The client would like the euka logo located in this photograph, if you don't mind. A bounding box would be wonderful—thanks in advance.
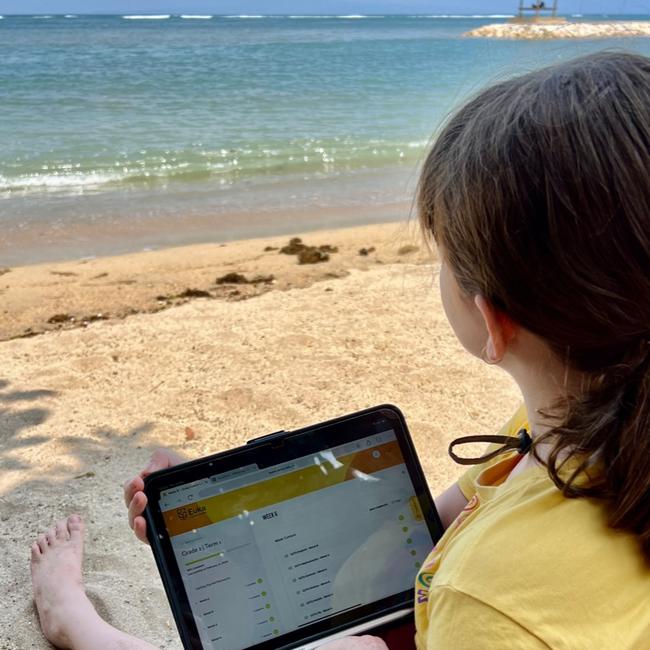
[176,504,207,520]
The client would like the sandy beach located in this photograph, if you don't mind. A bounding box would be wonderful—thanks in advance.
[4,12,650,649]
[0,221,521,648]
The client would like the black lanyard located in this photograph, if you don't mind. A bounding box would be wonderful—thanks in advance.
[448,428,533,465]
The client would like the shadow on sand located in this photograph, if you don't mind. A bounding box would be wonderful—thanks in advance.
[0,379,173,649]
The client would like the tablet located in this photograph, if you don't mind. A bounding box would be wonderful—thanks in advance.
[144,404,443,650]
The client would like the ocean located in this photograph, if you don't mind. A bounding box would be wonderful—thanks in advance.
[1,13,650,264]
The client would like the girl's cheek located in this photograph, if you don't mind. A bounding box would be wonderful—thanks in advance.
[439,263,484,359]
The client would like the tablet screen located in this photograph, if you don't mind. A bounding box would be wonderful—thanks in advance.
[158,428,435,650]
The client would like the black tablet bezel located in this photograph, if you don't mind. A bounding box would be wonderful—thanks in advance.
[144,404,443,650]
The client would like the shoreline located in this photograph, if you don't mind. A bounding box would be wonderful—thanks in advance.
[0,198,412,267]
[0,166,418,267]
[0,221,429,342]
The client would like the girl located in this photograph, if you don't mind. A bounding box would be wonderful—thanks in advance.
[31,50,650,649]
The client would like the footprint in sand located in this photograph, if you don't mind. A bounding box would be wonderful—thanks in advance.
[218,387,254,408]
[278,334,319,349]
[71,355,112,374]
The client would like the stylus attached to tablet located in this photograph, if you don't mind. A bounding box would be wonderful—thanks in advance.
[144,404,443,650]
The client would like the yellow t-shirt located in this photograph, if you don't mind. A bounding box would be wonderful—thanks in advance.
[414,405,650,649]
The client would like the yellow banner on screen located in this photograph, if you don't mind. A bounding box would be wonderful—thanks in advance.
[163,440,403,537]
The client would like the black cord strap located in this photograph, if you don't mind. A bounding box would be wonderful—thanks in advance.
[448,428,533,466]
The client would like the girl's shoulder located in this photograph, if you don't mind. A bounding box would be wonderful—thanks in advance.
[457,402,529,500]
[432,470,650,649]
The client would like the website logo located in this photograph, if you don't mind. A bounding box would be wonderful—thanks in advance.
[176,504,207,520]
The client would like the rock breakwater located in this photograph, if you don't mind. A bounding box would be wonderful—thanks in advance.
[466,21,650,40]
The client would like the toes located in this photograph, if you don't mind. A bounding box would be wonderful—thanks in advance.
[67,515,84,543]
[31,542,42,562]
[37,534,48,554]
[45,527,57,546]
[35,518,79,554]
[55,519,69,541]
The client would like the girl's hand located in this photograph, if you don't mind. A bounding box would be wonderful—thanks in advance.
[318,636,389,649]
[123,448,186,544]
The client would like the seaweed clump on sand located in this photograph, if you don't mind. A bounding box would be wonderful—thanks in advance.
[48,313,75,324]
[279,237,338,264]
[47,312,109,327]
[216,273,275,285]
[178,288,212,298]
[358,247,376,256]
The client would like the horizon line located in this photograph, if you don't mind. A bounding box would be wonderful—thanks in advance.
[1,12,644,17]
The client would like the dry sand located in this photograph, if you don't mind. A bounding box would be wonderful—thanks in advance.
[0,221,520,649]
[466,20,650,39]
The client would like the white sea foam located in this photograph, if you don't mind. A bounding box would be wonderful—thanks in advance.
[337,15,368,19]
[419,14,515,19]
[122,15,171,20]
[180,15,213,19]
[0,171,123,194]
[64,14,78,18]
[224,15,264,19]
[34,15,53,19]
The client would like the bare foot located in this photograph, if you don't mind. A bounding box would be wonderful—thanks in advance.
[30,515,94,649]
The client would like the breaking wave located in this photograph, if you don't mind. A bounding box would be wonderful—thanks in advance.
[122,15,171,20]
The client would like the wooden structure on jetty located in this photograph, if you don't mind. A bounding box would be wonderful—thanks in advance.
[509,1,567,24]
[466,3,650,39]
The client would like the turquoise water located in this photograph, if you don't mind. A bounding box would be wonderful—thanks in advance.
[1,14,650,263]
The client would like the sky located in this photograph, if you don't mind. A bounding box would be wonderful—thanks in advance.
[0,0,648,15]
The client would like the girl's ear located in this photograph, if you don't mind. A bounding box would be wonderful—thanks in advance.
[474,295,517,363]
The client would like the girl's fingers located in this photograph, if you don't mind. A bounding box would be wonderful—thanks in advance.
[123,475,145,508]
[123,449,173,509]
[128,491,147,530]
[123,449,187,544]
[134,516,149,544]
[142,448,175,477]
[124,449,186,509]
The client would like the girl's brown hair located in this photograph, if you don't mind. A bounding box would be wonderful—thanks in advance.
[418,51,650,559]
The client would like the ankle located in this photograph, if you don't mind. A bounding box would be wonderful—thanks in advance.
[37,589,98,649]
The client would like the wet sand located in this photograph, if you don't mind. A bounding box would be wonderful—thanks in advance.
[0,222,423,342]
